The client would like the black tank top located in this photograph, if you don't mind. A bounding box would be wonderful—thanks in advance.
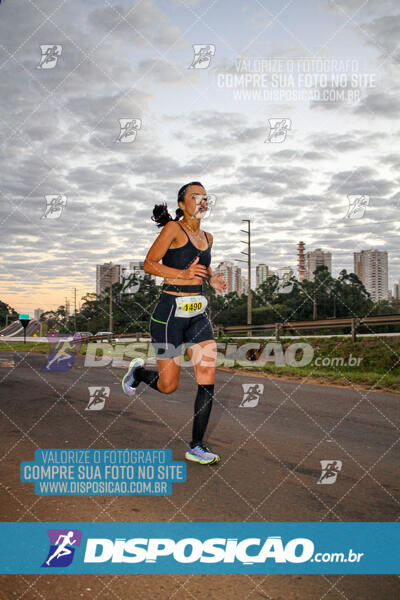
[162,222,211,270]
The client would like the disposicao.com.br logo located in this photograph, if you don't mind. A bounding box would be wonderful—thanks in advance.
[2,522,394,574]
[82,536,363,565]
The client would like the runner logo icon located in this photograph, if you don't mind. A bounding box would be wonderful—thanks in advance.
[240,383,264,408]
[86,386,110,410]
[42,529,82,567]
[317,460,342,484]
[188,44,216,69]
[265,118,291,143]
[42,336,78,372]
[37,45,62,70]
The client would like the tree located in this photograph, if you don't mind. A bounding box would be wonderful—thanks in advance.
[0,300,18,327]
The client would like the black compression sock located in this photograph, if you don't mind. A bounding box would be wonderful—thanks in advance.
[191,384,214,446]
[135,367,160,391]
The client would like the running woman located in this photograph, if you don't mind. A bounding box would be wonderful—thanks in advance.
[122,181,226,465]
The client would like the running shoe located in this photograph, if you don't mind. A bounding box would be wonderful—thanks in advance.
[122,357,145,396]
[185,443,221,465]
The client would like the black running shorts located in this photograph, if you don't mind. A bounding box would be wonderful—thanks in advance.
[149,292,215,359]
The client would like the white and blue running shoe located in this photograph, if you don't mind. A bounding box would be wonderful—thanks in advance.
[122,358,145,396]
[185,443,220,465]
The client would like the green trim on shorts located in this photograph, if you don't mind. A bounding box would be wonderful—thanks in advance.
[151,316,167,325]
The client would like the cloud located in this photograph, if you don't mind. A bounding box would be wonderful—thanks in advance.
[311,131,372,152]
[87,1,183,49]
[327,167,395,196]
[380,153,400,168]
[354,92,400,117]
[319,0,400,18]
[136,59,183,84]
[360,14,400,62]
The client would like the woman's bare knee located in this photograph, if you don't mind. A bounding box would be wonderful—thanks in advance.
[158,378,179,394]
[156,358,180,394]
[194,365,215,384]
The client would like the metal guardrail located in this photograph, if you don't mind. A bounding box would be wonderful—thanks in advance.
[219,314,400,342]
[0,333,151,345]
[68,332,151,345]
[4,315,398,345]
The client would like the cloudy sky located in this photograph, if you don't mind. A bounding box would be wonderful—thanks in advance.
[1,0,399,314]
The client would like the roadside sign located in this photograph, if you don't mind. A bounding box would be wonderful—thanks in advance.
[19,315,30,344]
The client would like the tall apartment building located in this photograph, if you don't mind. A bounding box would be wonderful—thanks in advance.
[256,264,270,289]
[305,248,332,280]
[34,308,44,319]
[96,262,121,295]
[215,261,245,296]
[393,282,400,300]
[354,249,388,303]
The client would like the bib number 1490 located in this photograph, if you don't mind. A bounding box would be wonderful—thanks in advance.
[174,295,208,318]
[183,302,203,311]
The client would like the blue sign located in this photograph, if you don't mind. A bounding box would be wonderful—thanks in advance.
[20,449,186,496]
[0,522,398,574]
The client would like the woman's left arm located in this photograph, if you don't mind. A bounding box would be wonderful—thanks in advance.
[205,232,214,279]
[205,231,227,293]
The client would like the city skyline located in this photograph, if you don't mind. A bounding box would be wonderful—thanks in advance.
[27,245,398,318]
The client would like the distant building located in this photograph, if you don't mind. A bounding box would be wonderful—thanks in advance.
[256,264,270,289]
[393,282,400,300]
[354,249,388,303]
[297,241,306,282]
[305,248,332,280]
[215,261,245,296]
[34,308,44,319]
[120,260,157,293]
[214,261,233,295]
[96,262,121,296]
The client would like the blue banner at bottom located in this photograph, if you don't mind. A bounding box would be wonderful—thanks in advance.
[0,522,398,574]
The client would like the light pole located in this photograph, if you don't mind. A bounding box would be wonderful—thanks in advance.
[313,270,317,320]
[108,266,114,333]
[238,219,252,329]
[73,287,77,332]
[64,297,69,329]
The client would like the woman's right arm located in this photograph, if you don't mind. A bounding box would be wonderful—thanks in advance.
[143,221,208,280]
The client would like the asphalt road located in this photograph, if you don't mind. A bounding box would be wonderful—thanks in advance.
[0,351,399,599]
[0,319,39,339]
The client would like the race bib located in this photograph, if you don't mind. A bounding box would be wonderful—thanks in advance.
[174,295,208,318]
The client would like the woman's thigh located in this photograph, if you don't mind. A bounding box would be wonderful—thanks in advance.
[150,295,184,360]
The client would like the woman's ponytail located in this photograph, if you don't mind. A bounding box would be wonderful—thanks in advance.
[152,203,183,228]
[175,207,184,220]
